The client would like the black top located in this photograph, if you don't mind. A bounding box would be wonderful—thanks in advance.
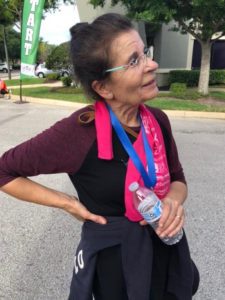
[0,106,185,216]
[70,129,137,216]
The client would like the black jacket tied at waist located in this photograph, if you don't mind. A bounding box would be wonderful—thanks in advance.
[68,217,198,300]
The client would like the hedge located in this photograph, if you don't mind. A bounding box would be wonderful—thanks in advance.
[169,70,225,86]
[170,83,187,94]
[62,76,72,87]
[45,73,61,81]
[169,83,200,99]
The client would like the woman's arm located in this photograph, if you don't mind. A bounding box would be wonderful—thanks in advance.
[0,177,107,224]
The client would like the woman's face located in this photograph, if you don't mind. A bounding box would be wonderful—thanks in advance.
[105,30,159,106]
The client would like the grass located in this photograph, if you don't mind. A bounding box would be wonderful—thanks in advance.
[50,86,84,94]
[11,86,225,112]
[158,91,200,100]
[209,91,225,102]
[159,90,225,101]
[12,86,92,103]
[148,98,225,112]
[5,78,46,86]
[148,98,207,111]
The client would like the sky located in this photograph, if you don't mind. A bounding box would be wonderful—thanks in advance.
[39,2,80,45]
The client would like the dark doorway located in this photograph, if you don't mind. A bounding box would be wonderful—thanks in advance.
[192,40,225,69]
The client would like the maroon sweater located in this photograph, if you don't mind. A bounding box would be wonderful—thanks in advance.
[0,106,185,216]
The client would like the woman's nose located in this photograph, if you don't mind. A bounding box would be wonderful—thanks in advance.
[145,57,158,72]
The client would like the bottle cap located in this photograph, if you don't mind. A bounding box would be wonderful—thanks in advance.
[129,182,139,192]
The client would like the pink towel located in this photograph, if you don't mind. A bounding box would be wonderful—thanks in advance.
[95,101,170,221]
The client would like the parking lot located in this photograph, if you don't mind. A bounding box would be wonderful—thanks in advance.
[0,70,20,80]
[0,99,225,300]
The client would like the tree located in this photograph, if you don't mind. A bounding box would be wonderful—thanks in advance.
[0,1,14,79]
[37,39,56,64]
[0,27,20,64]
[1,0,75,29]
[90,0,225,95]
[46,42,70,70]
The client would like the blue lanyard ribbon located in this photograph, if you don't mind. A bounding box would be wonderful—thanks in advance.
[107,105,156,188]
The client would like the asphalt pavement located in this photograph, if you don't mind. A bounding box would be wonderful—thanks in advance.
[0,99,225,300]
[0,71,20,80]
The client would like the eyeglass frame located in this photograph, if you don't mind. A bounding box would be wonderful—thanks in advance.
[104,47,152,74]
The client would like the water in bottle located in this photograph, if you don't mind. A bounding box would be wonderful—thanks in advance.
[129,181,183,245]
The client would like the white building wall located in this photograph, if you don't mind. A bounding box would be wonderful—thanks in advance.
[154,22,194,86]
[76,0,126,22]
[154,22,191,69]
[75,0,146,44]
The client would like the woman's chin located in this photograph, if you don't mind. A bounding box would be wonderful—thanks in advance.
[142,86,159,102]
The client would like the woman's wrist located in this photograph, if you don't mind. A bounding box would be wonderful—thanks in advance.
[164,181,187,205]
[54,190,78,211]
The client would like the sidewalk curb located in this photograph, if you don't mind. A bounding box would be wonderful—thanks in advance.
[163,110,225,120]
[8,82,63,89]
[10,95,225,120]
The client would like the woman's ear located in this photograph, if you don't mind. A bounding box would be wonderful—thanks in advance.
[92,80,113,100]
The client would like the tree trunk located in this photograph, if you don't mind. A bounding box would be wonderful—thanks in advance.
[3,26,11,80]
[198,41,212,95]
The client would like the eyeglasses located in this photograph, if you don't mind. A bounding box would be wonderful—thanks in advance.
[105,47,152,74]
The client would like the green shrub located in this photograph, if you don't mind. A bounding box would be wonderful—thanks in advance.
[209,70,225,85]
[170,83,187,94]
[12,64,21,70]
[169,70,225,87]
[62,76,72,87]
[169,83,200,100]
[169,70,199,86]
[45,73,60,82]
[184,91,202,100]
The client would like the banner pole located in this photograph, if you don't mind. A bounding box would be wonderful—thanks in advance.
[19,79,23,103]
[19,8,24,104]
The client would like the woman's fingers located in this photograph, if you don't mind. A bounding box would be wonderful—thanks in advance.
[156,198,184,238]
[159,213,184,238]
[166,215,184,237]
[85,211,107,225]
[158,200,172,228]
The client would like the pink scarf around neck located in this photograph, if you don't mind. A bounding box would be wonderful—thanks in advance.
[95,101,170,221]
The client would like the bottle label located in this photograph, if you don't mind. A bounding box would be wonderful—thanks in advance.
[138,199,162,224]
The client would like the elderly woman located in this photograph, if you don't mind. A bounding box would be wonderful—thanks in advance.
[0,13,199,300]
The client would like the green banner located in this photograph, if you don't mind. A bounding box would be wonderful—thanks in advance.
[20,0,45,79]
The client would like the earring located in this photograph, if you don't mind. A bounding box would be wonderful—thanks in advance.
[108,92,113,99]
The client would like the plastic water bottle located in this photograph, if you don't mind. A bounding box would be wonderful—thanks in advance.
[129,182,183,245]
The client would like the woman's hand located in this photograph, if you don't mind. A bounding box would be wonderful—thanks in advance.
[63,194,107,225]
[139,181,187,238]
[139,196,185,236]
[139,198,184,235]
[156,197,184,238]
